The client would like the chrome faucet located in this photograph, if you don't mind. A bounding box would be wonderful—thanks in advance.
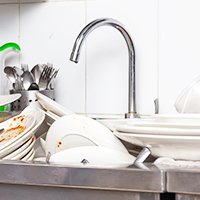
[70,18,139,118]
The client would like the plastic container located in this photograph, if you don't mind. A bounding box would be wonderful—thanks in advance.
[175,75,200,113]
[0,43,20,111]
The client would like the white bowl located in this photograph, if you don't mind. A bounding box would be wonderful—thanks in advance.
[175,75,200,113]
[45,115,128,156]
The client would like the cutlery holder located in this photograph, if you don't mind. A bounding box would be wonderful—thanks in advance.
[9,90,55,111]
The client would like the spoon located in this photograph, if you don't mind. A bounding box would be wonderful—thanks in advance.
[4,66,17,83]
[13,66,23,76]
[31,64,43,84]
[28,83,39,90]
[13,68,22,91]
[21,71,34,90]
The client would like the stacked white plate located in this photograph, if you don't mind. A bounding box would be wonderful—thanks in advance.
[114,114,200,161]
[0,110,45,161]
[35,92,136,167]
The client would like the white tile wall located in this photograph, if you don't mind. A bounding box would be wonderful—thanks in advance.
[159,0,200,114]
[1,0,200,117]
[19,1,86,114]
[86,0,157,117]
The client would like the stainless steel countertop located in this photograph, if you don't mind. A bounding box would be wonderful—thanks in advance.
[0,160,165,193]
[167,167,200,195]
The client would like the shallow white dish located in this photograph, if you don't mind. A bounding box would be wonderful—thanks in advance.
[33,157,45,162]
[21,101,43,114]
[11,137,35,160]
[49,146,135,167]
[98,117,153,131]
[45,132,101,156]
[3,136,34,160]
[127,120,200,129]
[21,148,34,161]
[36,92,75,117]
[0,111,44,158]
[34,132,46,158]
[37,108,60,126]
[27,149,35,161]
[0,114,35,151]
[115,123,200,136]
[0,94,21,107]
[153,114,200,124]
[114,130,200,160]
[45,115,128,156]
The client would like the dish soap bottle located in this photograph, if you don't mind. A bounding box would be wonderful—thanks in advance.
[0,42,21,111]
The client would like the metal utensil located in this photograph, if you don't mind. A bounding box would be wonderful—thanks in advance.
[46,69,59,89]
[28,83,39,90]
[21,71,34,90]
[21,63,29,72]
[13,66,23,76]
[13,68,22,91]
[31,64,43,84]
[4,66,17,83]
[38,65,56,90]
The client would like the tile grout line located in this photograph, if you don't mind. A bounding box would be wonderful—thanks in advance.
[18,0,21,66]
[157,0,160,103]
[85,0,87,116]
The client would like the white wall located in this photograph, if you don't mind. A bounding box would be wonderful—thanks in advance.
[1,0,200,118]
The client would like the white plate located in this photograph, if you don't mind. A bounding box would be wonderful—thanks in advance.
[0,114,35,151]
[34,132,46,158]
[0,111,45,158]
[21,148,34,161]
[37,108,60,126]
[21,101,43,113]
[49,146,135,168]
[97,117,153,131]
[115,124,200,136]
[46,132,101,156]
[153,114,200,124]
[0,94,21,107]
[27,149,35,161]
[114,130,200,160]
[33,157,45,162]
[36,92,75,117]
[3,136,34,160]
[45,115,128,156]
[127,120,200,129]
[11,138,35,160]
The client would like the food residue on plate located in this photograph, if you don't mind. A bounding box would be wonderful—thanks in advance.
[0,115,27,143]
[0,125,26,143]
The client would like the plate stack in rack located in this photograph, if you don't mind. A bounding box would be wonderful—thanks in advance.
[113,114,200,161]
[0,110,45,161]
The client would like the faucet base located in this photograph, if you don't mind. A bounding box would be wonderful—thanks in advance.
[125,112,140,119]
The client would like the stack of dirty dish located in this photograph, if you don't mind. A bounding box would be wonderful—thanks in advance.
[35,92,136,167]
[113,114,200,161]
[0,110,45,161]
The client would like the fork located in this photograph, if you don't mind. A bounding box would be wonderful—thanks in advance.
[46,69,59,90]
[38,65,50,90]
[38,65,59,90]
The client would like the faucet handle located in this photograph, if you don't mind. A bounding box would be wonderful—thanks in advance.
[154,98,159,114]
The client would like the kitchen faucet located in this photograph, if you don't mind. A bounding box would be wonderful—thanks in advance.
[70,18,139,118]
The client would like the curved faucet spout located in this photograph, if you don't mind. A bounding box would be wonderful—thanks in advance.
[70,18,139,118]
